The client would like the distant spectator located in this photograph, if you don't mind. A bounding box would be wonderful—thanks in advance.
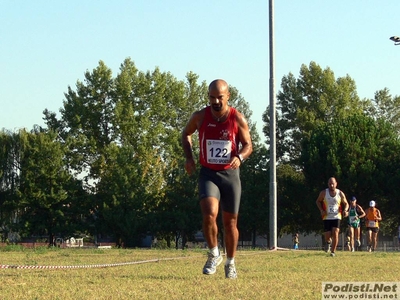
[293,233,299,250]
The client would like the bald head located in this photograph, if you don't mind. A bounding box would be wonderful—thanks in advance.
[328,177,337,191]
[208,79,229,94]
[208,79,230,112]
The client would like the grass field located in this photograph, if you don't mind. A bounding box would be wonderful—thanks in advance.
[0,246,399,300]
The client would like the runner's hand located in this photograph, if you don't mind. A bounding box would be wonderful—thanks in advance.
[184,158,196,175]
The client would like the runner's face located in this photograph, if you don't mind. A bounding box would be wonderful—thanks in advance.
[208,88,229,112]
[350,200,356,207]
[328,179,337,191]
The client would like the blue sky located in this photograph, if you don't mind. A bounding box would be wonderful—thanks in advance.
[1,1,399,140]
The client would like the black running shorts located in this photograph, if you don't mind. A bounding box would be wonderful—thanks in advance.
[198,166,241,214]
[323,219,341,232]
[366,227,379,233]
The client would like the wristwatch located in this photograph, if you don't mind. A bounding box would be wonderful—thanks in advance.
[236,153,244,163]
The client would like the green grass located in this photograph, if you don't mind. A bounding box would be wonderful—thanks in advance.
[0,247,399,299]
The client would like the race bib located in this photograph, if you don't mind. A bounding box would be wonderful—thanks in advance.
[206,139,232,164]
[368,220,376,227]
[349,216,357,223]
[328,205,339,214]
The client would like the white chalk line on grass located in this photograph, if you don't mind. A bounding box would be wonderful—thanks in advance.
[0,256,196,270]
[0,249,280,270]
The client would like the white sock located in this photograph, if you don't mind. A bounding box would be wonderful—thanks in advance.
[225,257,235,266]
[210,246,219,257]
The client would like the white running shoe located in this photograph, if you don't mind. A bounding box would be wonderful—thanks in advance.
[203,252,223,275]
[325,243,331,253]
[224,263,237,279]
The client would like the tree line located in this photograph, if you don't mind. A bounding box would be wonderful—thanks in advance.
[0,59,399,248]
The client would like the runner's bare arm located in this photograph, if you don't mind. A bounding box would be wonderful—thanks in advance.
[181,110,203,175]
[235,112,252,160]
[316,191,325,217]
[376,209,382,221]
[357,205,366,219]
[340,191,349,217]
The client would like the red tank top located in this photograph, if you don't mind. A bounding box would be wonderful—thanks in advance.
[199,106,239,170]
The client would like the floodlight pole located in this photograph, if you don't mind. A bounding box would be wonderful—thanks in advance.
[269,0,277,250]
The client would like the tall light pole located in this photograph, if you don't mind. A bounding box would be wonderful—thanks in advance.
[269,0,277,250]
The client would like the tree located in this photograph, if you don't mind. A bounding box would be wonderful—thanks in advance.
[262,61,364,166]
[301,114,400,234]
[0,130,21,241]
[95,143,164,247]
[41,58,264,247]
[274,164,318,234]
[43,59,210,246]
[238,145,269,247]
[16,129,72,245]
[364,88,400,134]
[43,60,116,191]
[261,61,400,236]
